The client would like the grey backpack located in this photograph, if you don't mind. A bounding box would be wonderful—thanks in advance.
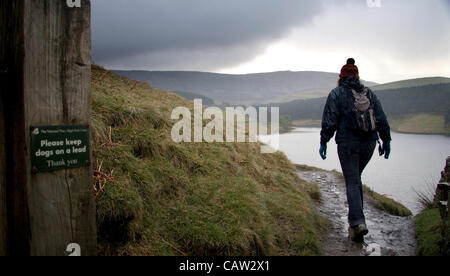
[351,88,377,132]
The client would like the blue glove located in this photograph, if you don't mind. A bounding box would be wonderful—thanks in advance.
[319,145,327,160]
[383,141,391,159]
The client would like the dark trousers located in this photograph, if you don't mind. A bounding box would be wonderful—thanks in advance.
[337,140,376,227]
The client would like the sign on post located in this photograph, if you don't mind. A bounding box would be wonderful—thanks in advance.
[30,125,90,173]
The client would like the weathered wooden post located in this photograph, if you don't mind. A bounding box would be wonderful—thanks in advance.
[438,157,450,255]
[0,70,6,256]
[0,0,96,256]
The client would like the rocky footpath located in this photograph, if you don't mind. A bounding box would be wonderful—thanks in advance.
[298,169,416,256]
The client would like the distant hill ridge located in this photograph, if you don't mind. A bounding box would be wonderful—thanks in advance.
[113,70,377,105]
[372,77,450,91]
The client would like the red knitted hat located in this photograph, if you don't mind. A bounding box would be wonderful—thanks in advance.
[339,58,359,78]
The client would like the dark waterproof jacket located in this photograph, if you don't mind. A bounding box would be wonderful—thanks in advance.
[320,77,391,146]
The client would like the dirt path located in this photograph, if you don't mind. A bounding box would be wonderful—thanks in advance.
[298,169,417,256]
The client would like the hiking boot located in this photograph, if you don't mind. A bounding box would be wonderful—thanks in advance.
[355,224,369,236]
[349,224,368,242]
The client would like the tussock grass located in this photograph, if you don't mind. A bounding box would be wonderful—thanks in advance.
[362,186,413,217]
[91,65,324,256]
[415,208,443,256]
[295,164,326,172]
[306,182,321,202]
[413,179,439,211]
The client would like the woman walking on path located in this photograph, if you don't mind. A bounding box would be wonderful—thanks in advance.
[319,58,392,242]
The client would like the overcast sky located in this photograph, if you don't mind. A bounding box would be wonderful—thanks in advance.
[92,0,450,83]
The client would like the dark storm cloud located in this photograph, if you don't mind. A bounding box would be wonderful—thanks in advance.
[91,0,325,70]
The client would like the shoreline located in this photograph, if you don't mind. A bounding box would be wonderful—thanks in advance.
[289,124,450,136]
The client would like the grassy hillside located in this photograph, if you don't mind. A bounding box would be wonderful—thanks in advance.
[372,77,450,91]
[263,88,333,104]
[91,65,325,256]
[415,208,443,256]
[389,113,449,134]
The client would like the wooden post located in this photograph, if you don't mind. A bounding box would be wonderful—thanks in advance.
[0,0,96,256]
[0,71,6,256]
